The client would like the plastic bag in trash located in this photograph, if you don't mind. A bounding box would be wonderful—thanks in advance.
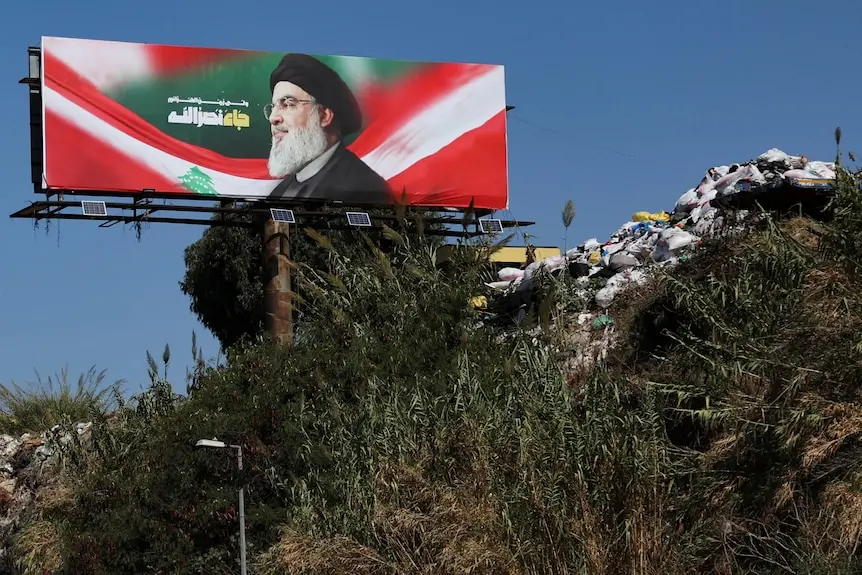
[661,228,697,251]
[485,280,515,290]
[632,211,669,222]
[601,242,626,257]
[805,161,835,177]
[710,165,731,180]
[543,256,567,273]
[784,160,836,180]
[714,164,766,196]
[595,284,619,308]
[592,314,615,330]
[498,267,523,281]
[652,228,697,262]
[695,177,716,197]
[523,255,567,279]
[675,188,698,212]
[757,148,790,164]
[581,238,601,252]
[700,188,718,205]
[609,252,639,272]
[565,246,586,260]
[523,261,540,279]
[594,269,647,307]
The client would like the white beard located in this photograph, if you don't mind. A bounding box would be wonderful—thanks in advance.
[267,120,329,178]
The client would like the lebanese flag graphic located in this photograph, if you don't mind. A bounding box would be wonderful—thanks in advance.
[40,37,509,209]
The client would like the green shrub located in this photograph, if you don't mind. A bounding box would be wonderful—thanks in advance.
[0,366,122,435]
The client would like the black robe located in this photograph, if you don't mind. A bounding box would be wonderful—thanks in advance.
[268,144,392,205]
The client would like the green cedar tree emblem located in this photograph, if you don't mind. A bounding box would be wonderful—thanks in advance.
[179,166,218,195]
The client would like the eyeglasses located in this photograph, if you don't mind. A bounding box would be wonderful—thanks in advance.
[263,97,316,119]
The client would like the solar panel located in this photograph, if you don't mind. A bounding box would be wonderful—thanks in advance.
[346,211,372,227]
[479,218,504,235]
[269,208,295,223]
[81,201,107,217]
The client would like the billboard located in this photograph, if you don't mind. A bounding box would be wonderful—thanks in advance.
[38,36,509,209]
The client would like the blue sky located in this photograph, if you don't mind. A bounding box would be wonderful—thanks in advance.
[1,0,860,395]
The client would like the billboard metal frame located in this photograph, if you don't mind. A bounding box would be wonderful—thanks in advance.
[11,45,531,238]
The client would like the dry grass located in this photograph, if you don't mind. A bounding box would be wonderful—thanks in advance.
[783,215,824,251]
[372,465,516,575]
[254,530,387,575]
[256,464,517,575]
[10,520,64,575]
[819,478,862,552]
[34,479,75,513]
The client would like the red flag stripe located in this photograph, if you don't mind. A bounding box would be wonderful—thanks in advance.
[44,109,185,194]
[349,62,498,157]
[388,112,508,209]
[147,44,263,76]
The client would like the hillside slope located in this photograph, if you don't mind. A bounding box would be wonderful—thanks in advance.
[1,140,861,574]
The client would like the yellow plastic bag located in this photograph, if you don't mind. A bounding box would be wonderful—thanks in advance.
[633,211,670,222]
[470,296,487,309]
[588,251,601,265]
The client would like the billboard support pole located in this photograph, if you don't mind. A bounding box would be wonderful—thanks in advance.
[262,218,293,347]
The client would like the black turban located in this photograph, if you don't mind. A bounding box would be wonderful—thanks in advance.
[269,53,363,136]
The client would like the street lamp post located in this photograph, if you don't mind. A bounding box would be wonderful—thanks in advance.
[195,438,247,575]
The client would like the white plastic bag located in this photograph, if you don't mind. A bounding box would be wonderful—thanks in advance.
[581,238,601,252]
[757,148,789,163]
[565,247,584,259]
[675,188,698,212]
[486,280,515,290]
[542,255,567,273]
[714,164,766,196]
[663,228,696,251]
[699,188,718,205]
[695,177,716,197]
[497,267,523,281]
[595,283,620,308]
[804,161,836,179]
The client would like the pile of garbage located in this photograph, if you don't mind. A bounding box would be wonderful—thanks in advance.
[0,422,92,565]
[487,148,837,310]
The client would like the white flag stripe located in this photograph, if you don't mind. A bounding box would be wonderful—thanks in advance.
[44,37,155,92]
[361,65,506,180]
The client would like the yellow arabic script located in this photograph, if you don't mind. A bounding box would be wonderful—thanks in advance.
[167,107,251,131]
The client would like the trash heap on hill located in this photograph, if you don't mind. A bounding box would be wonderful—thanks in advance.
[486,148,837,311]
[0,422,92,562]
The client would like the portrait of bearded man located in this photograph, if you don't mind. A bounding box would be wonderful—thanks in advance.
[265,53,392,204]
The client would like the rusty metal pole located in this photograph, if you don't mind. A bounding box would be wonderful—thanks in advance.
[262,218,293,346]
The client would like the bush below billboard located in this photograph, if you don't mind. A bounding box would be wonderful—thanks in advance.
[39,36,509,210]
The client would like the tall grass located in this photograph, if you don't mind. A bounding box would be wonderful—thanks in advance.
[0,366,123,435]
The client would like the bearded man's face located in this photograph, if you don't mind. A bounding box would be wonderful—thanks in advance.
[267,81,329,178]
